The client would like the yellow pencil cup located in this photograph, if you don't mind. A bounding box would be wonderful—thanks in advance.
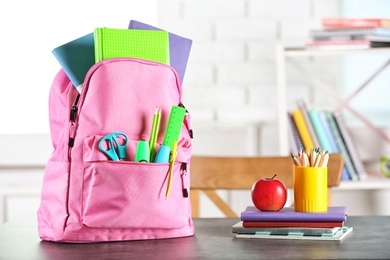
[293,166,327,212]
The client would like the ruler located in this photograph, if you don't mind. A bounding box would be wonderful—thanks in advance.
[162,105,186,149]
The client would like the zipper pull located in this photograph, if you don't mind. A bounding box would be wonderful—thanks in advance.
[69,105,78,122]
[181,163,189,198]
[68,95,80,147]
[179,103,193,139]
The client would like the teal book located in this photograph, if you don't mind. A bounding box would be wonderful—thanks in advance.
[52,32,95,93]
[94,28,170,65]
[309,109,333,152]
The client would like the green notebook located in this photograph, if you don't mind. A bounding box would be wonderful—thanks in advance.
[94,28,170,64]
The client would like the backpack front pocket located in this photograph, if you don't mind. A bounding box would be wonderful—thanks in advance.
[81,135,190,229]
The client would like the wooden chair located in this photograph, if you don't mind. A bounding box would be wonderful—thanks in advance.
[190,153,344,218]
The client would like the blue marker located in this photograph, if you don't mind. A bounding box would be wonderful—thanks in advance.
[154,145,171,163]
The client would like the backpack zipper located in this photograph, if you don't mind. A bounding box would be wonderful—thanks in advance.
[181,163,189,198]
[68,94,80,148]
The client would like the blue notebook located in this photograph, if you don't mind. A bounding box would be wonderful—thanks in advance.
[52,32,95,93]
[128,20,192,85]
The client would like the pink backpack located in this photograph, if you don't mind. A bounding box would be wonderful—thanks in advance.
[38,58,194,242]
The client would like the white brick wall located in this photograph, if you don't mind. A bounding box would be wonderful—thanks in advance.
[157,0,342,156]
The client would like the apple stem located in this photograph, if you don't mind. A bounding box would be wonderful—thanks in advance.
[272,174,277,179]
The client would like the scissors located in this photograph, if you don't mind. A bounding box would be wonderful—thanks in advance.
[98,132,128,161]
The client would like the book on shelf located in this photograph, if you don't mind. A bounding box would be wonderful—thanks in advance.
[242,220,345,228]
[296,99,320,148]
[322,18,390,28]
[232,221,341,236]
[52,32,95,93]
[292,108,315,151]
[94,27,170,64]
[235,226,353,241]
[128,20,192,85]
[308,109,333,152]
[304,39,371,50]
[369,28,390,43]
[309,27,390,41]
[318,110,339,153]
[325,111,359,181]
[287,100,364,181]
[370,28,390,36]
[369,35,390,48]
[307,25,390,50]
[241,206,347,222]
[318,110,351,181]
[309,108,353,181]
[333,110,367,180]
[287,112,304,154]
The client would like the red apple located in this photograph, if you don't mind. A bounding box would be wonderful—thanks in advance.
[251,174,287,211]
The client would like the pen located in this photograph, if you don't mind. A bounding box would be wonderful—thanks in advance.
[166,141,178,198]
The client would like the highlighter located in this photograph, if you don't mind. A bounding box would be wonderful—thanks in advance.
[135,140,150,163]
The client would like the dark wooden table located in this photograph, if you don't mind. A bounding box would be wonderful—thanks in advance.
[0,216,389,259]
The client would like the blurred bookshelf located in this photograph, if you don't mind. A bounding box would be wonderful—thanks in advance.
[275,43,390,187]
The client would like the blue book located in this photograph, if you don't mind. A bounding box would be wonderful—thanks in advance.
[52,32,95,93]
[128,20,192,85]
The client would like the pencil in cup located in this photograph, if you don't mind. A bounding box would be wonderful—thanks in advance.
[291,148,329,167]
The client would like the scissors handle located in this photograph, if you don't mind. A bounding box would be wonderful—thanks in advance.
[112,132,128,160]
[99,135,120,161]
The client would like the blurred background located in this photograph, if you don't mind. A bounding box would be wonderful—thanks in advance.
[1,0,390,221]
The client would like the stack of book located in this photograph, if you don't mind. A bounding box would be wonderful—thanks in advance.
[52,20,192,93]
[305,17,390,50]
[287,99,367,181]
[232,206,353,241]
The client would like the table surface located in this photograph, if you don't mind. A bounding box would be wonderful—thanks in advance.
[0,216,389,260]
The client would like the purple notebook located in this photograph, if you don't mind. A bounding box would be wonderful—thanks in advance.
[128,20,192,85]
[241,206,347,222]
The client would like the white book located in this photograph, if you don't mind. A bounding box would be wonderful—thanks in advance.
[235,226,353,241]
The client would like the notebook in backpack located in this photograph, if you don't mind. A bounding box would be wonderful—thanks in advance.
[37,58,194,242]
